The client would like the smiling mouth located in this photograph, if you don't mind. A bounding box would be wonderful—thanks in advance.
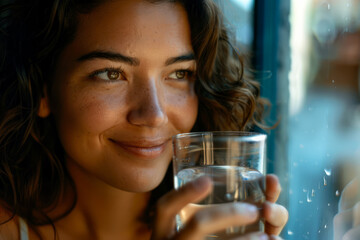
[109,139,169,158]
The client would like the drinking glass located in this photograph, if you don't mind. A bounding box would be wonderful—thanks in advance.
[172,131,267,239]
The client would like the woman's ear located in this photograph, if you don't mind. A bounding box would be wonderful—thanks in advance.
[38,86,51,118]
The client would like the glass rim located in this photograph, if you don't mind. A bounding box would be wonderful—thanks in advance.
[172,131,267,142]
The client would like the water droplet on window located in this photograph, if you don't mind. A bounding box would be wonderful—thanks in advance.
[307,192,312,202]
[299,200,304,204]
[323,176,327,186]
[336,190,340,196]
[311,189,315,197]
[324,224,327,229]
[332,79,335,83]
[288,230,294,235]
[303,189,307,192]
[327,3,331,10]
[324,169,332,176]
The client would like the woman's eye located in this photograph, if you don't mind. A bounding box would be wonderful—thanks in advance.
[91,69,126,81]
[167,70,194,81]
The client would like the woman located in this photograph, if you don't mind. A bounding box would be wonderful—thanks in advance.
[0,0,288,239]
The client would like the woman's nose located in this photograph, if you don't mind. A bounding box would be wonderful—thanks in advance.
[127,81,168,128]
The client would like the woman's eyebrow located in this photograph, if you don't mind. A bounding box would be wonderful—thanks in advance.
[76,50,195,66]
[77,50,140,66]
[165,53,195,66]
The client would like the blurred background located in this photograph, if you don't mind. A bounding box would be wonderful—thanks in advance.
[215,0,360,239]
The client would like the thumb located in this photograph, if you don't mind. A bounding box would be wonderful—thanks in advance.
[152,176,212,239]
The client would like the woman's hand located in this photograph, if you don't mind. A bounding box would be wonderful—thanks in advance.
[263,174,289,239]
[151,175,288,240]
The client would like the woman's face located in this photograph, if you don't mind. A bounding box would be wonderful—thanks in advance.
[47,0,198,192]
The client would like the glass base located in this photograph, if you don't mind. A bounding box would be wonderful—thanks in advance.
[176,215,264,239]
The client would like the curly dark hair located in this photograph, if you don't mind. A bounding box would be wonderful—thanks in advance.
[0,0,267,237]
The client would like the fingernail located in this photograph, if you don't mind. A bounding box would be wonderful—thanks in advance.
[192,176,211,192]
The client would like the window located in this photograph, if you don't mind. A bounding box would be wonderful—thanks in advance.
[217,0,360,239]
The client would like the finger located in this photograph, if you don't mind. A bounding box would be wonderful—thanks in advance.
[342,226,360,240]
[264,201,288,236]
[176,202,259,240]
[266,175,281,203]
[152,176,213,239]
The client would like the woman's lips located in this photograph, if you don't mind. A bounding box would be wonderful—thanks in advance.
[110,139,169,158]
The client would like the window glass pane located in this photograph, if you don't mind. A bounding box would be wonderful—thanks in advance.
[218,0,360,239]
[288,0,360,239]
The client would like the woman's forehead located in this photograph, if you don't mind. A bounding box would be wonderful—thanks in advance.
[65,0,192,61]
[75,0,188,39]
[53,0,194,76]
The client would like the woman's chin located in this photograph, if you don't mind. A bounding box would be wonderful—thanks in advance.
[108,171,167,193]
[118,179,164,193]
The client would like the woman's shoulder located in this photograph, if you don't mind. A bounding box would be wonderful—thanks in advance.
[0,206,20,240]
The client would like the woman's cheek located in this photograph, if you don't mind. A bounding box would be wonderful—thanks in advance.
[59,88,127,134]
[166,89,198,133]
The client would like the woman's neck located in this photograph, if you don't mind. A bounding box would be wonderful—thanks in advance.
[38,160,152,240]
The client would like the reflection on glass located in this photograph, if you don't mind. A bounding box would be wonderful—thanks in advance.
[288,0,360,239]
[217,0,359,239]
